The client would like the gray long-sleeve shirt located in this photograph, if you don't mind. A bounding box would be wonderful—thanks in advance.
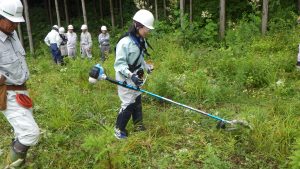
[67,32,77,49]
[80,32,92,48]
[98,33,110,46]
[114,36,147,78]
[0,31,29,85]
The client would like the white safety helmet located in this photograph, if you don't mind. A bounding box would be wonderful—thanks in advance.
[59,27,65,34]
[53,25,59,30]
[133,9,154,30]
[0,0,25,22]
[81,24,88,30]
[101,25,107,31]
[68,25,74,30]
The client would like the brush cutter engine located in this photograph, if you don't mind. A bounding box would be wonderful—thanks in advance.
[88,64,106,83]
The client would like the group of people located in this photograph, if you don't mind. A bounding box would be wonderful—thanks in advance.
[0,0,154,167]
[44,23,110,65]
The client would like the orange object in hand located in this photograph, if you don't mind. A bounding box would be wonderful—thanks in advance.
[16,94,33,109]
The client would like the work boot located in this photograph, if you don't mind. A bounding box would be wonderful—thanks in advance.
[5,140,29,169]
[5,147,27,169]
[133,124,146,132]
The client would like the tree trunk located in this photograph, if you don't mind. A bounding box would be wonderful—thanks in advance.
[64,0,69,25]
[155,0,158,20]
[109,0,115,29]
[219,0,225,40]
[163,0,166,18]
[119,0,123,28]
[54,0,61,26]
[180,0,184,29]
[298,0,300,14]
[23,0,34,54]
[44,0,50,25]
[81,0,88,25]
[76,0,81,17]
[261,0,268,35]
[93,0,97,16]
[17,25,24,47]
[99,0,103,19]
[189,0,192,23]
[48,0,53,25]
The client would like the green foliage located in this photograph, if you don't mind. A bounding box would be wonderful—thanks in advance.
[171,15,218,47]
[200,18,218,45]
[268,10,297,33]
[82,127,126,168]
[290,139,300,169]
[200,144,232,169]
[225,14,261,52]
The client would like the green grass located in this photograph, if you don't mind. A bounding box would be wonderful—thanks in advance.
[1,27,300,168]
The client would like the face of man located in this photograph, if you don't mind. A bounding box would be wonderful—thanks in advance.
[68,29,73,33]
[0,18,18,34]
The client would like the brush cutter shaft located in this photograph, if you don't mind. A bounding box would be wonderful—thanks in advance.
[105,77,230,123]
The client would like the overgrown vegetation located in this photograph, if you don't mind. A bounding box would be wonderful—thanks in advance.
[1,0,300,168]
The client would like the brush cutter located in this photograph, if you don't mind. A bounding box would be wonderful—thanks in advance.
[88,64,251,130]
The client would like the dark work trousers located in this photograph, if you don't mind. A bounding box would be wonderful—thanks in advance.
[116,95,143,132]
[50,43,62,64]
[100,45,110,62]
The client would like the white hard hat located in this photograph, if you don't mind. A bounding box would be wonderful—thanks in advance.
[53,25,59,29]
[68,25,74,29]
[0,0,25,22]
[133,9,154,30]
[81,24,88,30]
[101,25,107,31]
[59,27,65,34]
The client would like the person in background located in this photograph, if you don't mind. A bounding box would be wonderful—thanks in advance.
[297,45,300,70]
[114,9,155,139]
[98,25,110,62]
[58,27,68,64]
[80,24,92,60]
[0,0,40,168]
[66,25,77,59]
[44,25,63,65]
[297,16,300,70]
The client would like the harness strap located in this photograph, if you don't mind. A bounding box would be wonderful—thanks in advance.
[128,33,143,72]
[116,32,153,73]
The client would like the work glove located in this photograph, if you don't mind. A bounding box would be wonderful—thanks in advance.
[146,64,154,74]
[131,74,143,87]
